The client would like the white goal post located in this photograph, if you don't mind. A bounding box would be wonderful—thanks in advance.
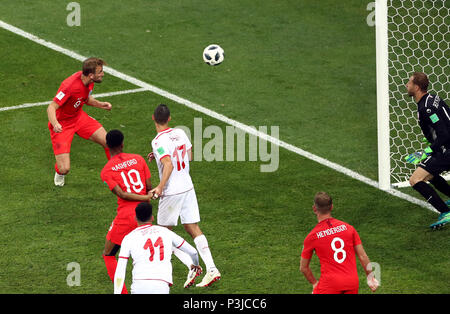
[376,0,450,190]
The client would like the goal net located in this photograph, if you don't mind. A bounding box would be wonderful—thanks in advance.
[377,0,450,189]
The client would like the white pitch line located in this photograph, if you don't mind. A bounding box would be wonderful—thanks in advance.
[0,19,437,213]
[0,87,148,112]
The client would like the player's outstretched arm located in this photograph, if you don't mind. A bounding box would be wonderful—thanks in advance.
[87,96,112,111]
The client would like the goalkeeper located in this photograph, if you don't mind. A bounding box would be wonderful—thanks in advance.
[405,72,450,229]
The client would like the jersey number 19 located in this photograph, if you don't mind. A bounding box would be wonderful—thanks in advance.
[120,169,144,193]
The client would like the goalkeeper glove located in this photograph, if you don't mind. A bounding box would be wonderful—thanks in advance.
[422,137,431,145]
[404,146,433,165]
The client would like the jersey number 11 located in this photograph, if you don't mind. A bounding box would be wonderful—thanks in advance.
[143,237,165,262]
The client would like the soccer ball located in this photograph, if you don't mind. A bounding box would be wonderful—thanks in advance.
[203,44,224,66]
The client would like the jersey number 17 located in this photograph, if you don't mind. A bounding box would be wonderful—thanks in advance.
[172,144,187,171]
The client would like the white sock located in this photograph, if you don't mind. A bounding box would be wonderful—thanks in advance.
[194,234,216,272]
[173,247,194,269]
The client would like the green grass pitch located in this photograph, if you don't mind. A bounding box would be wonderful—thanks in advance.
[0,0,448,294]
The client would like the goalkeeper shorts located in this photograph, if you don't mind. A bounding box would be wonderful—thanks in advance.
[419,150,450,176]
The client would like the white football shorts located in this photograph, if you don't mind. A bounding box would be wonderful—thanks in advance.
[131,280,170,294]
[157,188,200,226]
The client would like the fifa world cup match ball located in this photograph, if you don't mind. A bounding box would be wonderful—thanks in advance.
[203,44,224,66]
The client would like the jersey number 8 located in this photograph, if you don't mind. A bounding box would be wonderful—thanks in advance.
[331,237,347,264]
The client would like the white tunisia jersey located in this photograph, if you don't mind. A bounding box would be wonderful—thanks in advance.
[151,128,194,196]
[118,224,186,285]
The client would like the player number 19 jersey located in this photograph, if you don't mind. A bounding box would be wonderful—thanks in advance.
[100,153,151,219]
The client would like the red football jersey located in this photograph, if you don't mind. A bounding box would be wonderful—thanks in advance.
[101,153,151,221]
[301,218,362,291]
[53,71,94,122]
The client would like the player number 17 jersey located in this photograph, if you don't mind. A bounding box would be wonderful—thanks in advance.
[151,128,194,196]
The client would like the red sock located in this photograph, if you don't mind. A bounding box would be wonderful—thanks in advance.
[102,255,128,294]
[55,163,62,175]
[104,147,111,160]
